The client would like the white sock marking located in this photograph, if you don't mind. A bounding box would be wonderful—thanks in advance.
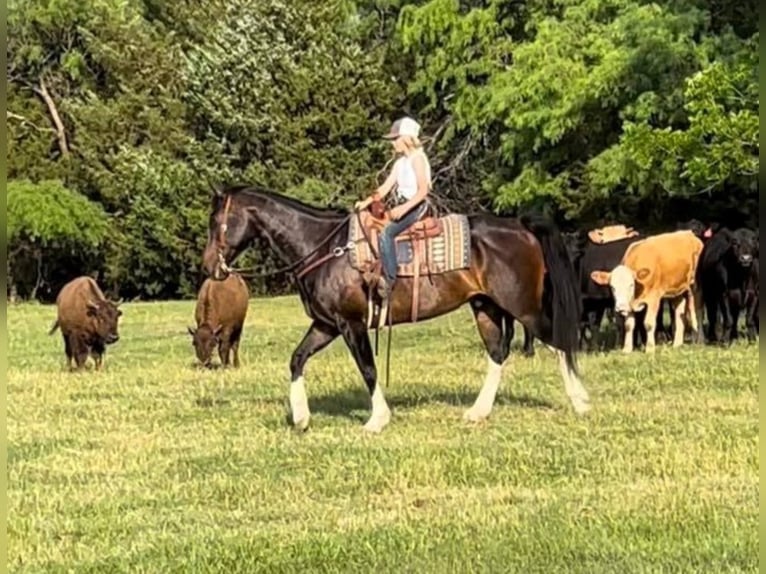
[464,355,503,422]
[364,384,391,433]
[290,376,311,430]
[557,351,591,415]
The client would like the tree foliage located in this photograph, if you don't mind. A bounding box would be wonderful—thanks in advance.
[6,0,759,301]
[7,179,110,300]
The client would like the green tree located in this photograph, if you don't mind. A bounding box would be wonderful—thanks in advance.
[7,179,109,300]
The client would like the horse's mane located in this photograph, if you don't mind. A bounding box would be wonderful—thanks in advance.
[220,184,349,219]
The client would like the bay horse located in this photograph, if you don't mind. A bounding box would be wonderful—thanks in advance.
[202,185,591,432]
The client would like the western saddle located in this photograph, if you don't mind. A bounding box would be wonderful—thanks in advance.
[361,199,442,243]
[357,199,442,324]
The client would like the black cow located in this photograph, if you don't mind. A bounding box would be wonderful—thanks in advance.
[572,233,648,350]
[697,227,759,344]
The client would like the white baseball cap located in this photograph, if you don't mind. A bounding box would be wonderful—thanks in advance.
[383,116,421,139]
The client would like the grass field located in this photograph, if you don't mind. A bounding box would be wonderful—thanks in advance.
[7,295,759,573]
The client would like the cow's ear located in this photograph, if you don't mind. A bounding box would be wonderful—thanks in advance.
[188,326,197,337]
[590,271,610,285]
[635,268,651,283]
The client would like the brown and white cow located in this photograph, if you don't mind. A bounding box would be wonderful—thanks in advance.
[590,230,704,353]
[49,276,123,370]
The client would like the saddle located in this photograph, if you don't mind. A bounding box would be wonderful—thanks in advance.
[350,199,470,325]
[361,200,443,242]
[587,224,640,245]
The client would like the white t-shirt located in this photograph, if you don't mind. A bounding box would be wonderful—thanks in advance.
[394,150,432,200]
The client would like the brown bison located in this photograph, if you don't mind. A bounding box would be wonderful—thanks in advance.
[188,273,249,367]
[49,276,123,371]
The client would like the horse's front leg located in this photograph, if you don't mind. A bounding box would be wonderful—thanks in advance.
[337,317,391,433]
[289,321,339,431]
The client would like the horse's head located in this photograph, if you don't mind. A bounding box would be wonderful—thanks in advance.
[202,188,253,280]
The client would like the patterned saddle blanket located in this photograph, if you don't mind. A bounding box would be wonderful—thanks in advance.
[348,212,471,277]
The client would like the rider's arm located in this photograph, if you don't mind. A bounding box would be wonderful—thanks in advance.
[356,162,398,210]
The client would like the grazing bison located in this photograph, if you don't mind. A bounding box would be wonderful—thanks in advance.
[697,227,759,344]
[188,272,249,367]
[49,276,123,371]
[591,230,703,353]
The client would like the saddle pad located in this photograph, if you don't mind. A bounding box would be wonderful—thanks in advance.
[348,213,471,277]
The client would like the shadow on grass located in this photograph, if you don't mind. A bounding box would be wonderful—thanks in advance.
[304,387,557,422]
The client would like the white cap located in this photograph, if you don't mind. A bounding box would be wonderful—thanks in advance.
[383,117,421,139]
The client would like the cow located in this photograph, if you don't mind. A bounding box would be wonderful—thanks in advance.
[590,230,704,353]
[696,227,759,344]
[49,276,123,371]
[188,272,250,367]
[743,255,759,341]
[570,230,648,351]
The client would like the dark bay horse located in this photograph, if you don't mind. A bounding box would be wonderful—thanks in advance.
[202,185,591,432]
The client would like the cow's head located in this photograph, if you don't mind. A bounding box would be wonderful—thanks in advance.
[590,265,650,316]
[731,228,757,267]
[188,324,223,367]
[86,299,123,344]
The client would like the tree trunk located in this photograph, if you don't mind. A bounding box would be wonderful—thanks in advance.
[29,249,44,301]
[34,78,69,157]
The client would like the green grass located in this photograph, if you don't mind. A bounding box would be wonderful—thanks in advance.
[7,296,759,573]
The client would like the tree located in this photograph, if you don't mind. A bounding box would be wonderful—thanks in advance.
[7,179,109,300]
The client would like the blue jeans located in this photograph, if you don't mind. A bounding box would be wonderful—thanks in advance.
[379,201,428,283]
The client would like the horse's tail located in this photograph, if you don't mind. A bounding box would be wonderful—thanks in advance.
[521,215,582,372]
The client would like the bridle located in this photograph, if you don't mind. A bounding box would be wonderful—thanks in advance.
[214,194,355,280]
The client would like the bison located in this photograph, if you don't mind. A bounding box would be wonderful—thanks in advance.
[49,276,123,371]
[188,272,250,367]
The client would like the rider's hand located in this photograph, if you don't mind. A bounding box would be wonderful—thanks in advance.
[389,206,405,221]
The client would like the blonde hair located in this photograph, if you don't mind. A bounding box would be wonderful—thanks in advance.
[399,135,422,151]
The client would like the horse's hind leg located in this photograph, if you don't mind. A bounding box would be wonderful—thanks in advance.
[288,321,339,431]
[464,297,511,423]
[554,349,591,415]
[337,317,391,433]
[521,324,535,357]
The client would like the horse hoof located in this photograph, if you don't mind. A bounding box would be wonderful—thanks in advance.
[572,399,592,415]
[463,408,489,423]
[293,415,310,432]
[363,419,387,433]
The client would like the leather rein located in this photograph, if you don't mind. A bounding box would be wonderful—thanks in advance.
[215,194,355,280]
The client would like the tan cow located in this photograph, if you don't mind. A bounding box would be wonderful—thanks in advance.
[188,272,250,367]
[590,230,704,353]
